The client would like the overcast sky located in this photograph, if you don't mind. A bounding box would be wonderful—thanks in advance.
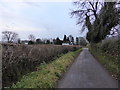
[0,1,87,40]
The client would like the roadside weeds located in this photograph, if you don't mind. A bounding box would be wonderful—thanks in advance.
[11,49,82,88]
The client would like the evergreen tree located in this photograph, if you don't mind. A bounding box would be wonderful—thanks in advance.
[63,35,67,42]
[76,37,79,45]
[55,37,62,45]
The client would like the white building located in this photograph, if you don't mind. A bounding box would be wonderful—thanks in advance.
[62,43,70,45]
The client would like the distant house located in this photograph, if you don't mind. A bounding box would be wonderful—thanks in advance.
[21,40,29,44]
[62,43,70,45]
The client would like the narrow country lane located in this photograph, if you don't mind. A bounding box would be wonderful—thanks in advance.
[57,48,118,88]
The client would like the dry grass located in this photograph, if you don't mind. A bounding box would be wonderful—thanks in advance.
[12,49,82,88]
[2,44,80,87]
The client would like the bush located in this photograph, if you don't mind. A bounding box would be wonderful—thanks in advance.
[90,38,120,79]
[28,41,34,45]
[2,44,80,87]
[11,49,82,88]
[99,39,120,57]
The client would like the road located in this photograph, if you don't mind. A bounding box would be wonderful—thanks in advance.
[57,48,118,88]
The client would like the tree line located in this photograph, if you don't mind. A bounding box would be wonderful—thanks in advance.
[1,31,87,46]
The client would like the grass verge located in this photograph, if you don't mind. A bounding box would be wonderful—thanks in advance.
[11,49,82,88]
[89,47,119,79]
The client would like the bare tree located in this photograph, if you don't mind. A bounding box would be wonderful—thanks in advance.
[28,34,35,41]
[71,0,120,43]
[2,31,18,43]
[71,0,102,24]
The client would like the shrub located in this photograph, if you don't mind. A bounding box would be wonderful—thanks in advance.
[90,38,120,79]
[2,44,80,87]
[99,39,120,57]
[28,41,34,45]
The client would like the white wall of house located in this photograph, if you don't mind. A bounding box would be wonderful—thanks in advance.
[62,43,69,45]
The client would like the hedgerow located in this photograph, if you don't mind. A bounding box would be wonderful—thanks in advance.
[89,38,120,79]
[2,44,80,87]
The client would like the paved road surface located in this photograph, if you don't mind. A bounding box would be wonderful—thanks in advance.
[57,48,118,88]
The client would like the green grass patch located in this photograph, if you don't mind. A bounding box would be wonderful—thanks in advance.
[11,49,82,88]
[89,46,119,78]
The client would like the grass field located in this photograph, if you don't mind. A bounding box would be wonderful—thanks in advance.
[11,49,82,88]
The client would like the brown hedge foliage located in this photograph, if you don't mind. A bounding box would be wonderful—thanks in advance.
[90,38,120,78]
[94,39,120,57]
[2,44,80,87]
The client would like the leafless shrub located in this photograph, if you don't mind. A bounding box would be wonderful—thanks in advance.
[2,44,80,87]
